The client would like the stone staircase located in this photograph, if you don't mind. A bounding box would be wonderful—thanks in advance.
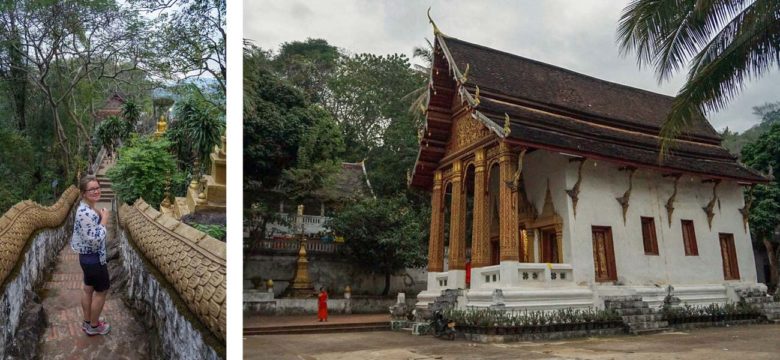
[739,290,780,323]
[604,295,670,335]
[95,158,115,203]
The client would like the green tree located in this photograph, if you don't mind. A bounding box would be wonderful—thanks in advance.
[107,136,186,208]
[618,0,780,156]
[741,122,780,292]
[169,94,224,171]
[326,53,424,160]
[273,38,340,103]
[327,197,428,296]
[129,0,226,100]
[0,127,34,211]
[122,100,141,126]
[95,115,133,156]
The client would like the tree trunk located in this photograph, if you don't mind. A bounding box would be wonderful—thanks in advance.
[764,238,778,293]
[382,272,391,296]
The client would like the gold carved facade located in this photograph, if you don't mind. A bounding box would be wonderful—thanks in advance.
[428,131,565,273]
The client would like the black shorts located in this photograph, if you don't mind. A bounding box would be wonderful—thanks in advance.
[79,253,110,292]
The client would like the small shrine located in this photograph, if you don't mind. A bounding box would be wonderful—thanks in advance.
[162,136,227,219]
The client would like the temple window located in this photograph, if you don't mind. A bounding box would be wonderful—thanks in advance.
[641,216,659,255]
[681,220,699,256]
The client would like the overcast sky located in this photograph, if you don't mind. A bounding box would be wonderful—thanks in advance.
[245,0,780,133]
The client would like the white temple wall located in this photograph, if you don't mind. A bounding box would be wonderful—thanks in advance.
[552,157,757,288]
[523,150,573,262]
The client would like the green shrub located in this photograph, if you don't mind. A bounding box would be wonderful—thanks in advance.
[107,136,186,208]
[191,223,226,241]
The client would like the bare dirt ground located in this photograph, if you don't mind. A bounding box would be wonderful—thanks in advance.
[244,323,780,360]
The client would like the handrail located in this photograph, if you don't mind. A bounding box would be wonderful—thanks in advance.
[89,146,107,175]
[0,186,80,288]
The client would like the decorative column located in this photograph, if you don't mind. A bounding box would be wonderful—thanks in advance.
[427,171,445,272]
[525,229,536,262]
[471,148,490,268]
[448,160,467,270]
[499,142,519,262]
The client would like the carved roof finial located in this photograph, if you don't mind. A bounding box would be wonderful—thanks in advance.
[503,113,512,136]
[427,7,442,35]
[473,85,480,106]
[459,63,470,83]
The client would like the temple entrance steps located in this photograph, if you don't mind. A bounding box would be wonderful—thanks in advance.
[245,322,389,335]
[604,296,670,335]
[243,314,390,335]
[740,292,780,323]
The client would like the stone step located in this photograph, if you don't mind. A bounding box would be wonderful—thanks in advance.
[622,314,664,323]
[627,321,669,331]
[630,327,670,336]
[615,307,654,316]
[606,300,648,310]
[243,322,390,336]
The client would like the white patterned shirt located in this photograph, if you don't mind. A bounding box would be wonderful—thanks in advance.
[71,202,107,265]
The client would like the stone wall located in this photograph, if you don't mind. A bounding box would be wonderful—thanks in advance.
[0,186,79,358]
[244,295,417,315]
[118,199,226,344]
[244,253,427,297]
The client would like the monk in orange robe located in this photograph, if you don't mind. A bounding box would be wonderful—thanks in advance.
[317,287,328,322]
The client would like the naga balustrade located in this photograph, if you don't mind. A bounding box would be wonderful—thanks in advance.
[0,186,80,358]
[118,199,226,341]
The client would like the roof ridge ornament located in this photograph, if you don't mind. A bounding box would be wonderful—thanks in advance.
[503,113,512,137]
[427,7,442,36]
[473,85,480,106]
[459,63,469,83]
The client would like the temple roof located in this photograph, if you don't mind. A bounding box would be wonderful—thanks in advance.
[409,34,767,189]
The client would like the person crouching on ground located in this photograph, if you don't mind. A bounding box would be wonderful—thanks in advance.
[72,175,111,336]
[318,287,328,322]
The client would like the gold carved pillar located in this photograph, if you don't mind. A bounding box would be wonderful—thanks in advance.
[499,142,519,262]
[448,160,467,270]
[525,229,536,262]
[471,149,490,268]
[427,171,445,272]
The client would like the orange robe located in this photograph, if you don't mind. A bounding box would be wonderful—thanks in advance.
[317,291,328,320]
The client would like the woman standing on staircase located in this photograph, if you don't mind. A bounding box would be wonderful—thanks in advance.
[72,175,111,336]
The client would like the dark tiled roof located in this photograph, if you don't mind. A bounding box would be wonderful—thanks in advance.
[443,36,721,143]
[409,34,768,188]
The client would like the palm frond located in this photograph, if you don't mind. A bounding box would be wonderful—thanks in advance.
[658,0,780,155]
[618,0,749,80]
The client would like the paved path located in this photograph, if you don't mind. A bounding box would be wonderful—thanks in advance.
[244,313,390,328]
[39,158,149,359]
[244,323,780,360]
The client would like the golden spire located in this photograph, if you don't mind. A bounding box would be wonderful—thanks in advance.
[427,7,442,35]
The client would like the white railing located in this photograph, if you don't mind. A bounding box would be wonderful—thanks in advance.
[471,263,575,289]
[267,213,330,235]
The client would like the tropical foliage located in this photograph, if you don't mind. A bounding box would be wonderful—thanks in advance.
[741,121,780,292]
[618,0,780,156]
[107,136,186,208]
[326,197,428,295]
[0,0,224,213]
